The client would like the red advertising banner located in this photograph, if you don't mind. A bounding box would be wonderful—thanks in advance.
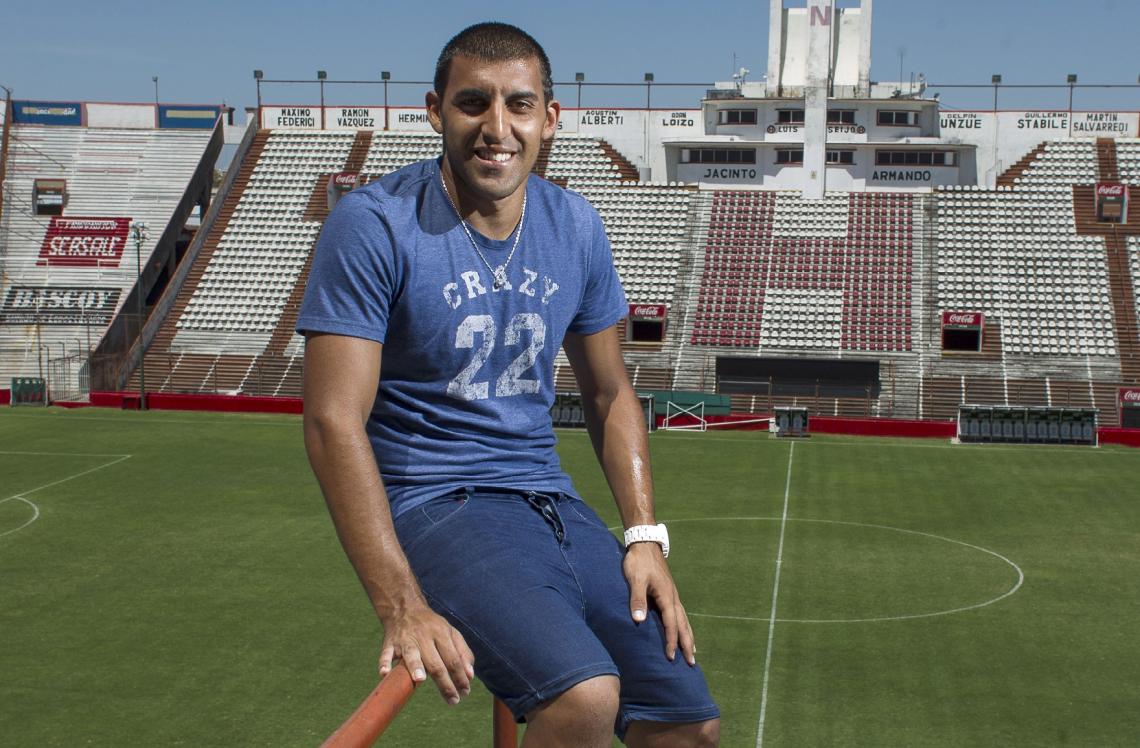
[1119,387,1140,408]
[330,172,358,191]
[37,217,131,267]
[941,311,983,330]
[628,304,667,320]
[1096,182,1129,223]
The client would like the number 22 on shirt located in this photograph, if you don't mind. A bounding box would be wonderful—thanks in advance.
[447,313,546,401]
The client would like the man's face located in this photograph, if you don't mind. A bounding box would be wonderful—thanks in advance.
[427,54,559,209]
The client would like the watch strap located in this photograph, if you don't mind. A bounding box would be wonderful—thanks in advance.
[623,523,669,558]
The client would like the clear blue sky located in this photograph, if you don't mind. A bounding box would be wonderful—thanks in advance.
[3,0,1139,113]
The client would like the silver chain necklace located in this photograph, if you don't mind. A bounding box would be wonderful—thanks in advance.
[439,172,526,290]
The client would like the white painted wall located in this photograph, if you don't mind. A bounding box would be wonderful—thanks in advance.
[325,106,385,130]
[938,110,1140,185]
[677,146,963,192]
[833,9,863,88]
[86,103,154,129]
[646,110,702,180]
[261,106,320,129]
[387,107,433,131]
[255,95,1138,192]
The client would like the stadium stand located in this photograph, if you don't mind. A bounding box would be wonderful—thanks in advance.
[0,117,219,399]
[128,130,678,397]
[175,130,355,347]
[6,0,1139,444]
[105,126,1140,429]
[0,111,1125,432]
[1118,141,1140,184]
[581,183,694,305]
[917,138,1140,422]
[359,131,438,176]
[932,183,1114,358]
[690,190,913,354]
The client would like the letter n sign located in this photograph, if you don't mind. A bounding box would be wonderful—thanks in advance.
[810,2,832,26]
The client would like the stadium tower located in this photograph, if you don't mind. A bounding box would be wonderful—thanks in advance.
[663,0,976,193]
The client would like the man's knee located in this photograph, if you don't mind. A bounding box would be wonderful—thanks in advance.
[692,718,720,747]
[526,675,620,739]
[624,716,720,747]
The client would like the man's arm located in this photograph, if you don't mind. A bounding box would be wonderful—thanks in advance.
[302,332,474,705]
[563,326,697,666]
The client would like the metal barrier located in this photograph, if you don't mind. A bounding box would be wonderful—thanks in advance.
[322,667,517,747]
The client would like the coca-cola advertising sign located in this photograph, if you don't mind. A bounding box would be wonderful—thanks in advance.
[1096,183,1127,199]
[942,311,983,329]
[37,217,131,267]
[331,172,358,190]
[1120,388,1140,407]
[628,304,667,320]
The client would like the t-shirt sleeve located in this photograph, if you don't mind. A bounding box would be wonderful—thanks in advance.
[568,205,628,335]
[295,191,398,344]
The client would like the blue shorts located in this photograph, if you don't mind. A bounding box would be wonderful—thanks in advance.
[392,488,719,739]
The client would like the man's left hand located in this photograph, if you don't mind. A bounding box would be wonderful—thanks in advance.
[623,542,697,666]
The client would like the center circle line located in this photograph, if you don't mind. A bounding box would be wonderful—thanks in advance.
[610,515,1025,624]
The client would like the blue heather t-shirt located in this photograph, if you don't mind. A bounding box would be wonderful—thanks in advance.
[296,158,628,518]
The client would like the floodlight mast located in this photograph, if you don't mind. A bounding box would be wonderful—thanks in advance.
[1066,74,1077,137]
[381,71,390,130]
[130,221,149,409]
[253,70,264,120]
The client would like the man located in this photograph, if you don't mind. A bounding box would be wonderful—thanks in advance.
[298,22,719,747]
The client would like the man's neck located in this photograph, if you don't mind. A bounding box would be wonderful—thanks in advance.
[440,163,525,241]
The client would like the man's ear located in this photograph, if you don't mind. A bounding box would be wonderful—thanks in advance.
[543,99,561,141]
[426,90,444,134]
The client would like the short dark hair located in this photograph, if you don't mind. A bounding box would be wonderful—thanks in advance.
[434,22,554,103]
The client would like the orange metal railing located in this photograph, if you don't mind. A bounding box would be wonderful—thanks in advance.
[321,667,518,747]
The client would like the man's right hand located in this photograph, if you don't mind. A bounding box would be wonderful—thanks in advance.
[379,602,476,706]
[302,334,475,706]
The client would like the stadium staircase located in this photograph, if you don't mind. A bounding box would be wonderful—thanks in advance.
[1071,146,1140,384]
[1096,138,1119,182]
[598,141,640,182]
[996,143,1046,189]
[344,131,374,173]
[533,138,554,179]
[127,128,271,394]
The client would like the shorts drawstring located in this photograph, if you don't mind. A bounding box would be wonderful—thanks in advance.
[524,491,565,543]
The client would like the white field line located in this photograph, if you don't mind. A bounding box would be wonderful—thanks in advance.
[0,497,40,538]
[756,441,795,748]
[679,517,1025,624]
[2,454,132,502]
[0,454,132,539]
[0,450,131,458]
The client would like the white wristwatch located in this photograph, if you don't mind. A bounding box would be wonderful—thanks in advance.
[623,523,669,558]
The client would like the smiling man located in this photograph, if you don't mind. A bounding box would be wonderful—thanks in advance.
[298,22,719,747]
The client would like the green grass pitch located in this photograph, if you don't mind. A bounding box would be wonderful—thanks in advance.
[2,407,1139,746]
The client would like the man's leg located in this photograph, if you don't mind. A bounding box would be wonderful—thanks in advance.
[624,717,721,747]
[392,491,622,736]
[556,496,721,743]
[522,675,620,748]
